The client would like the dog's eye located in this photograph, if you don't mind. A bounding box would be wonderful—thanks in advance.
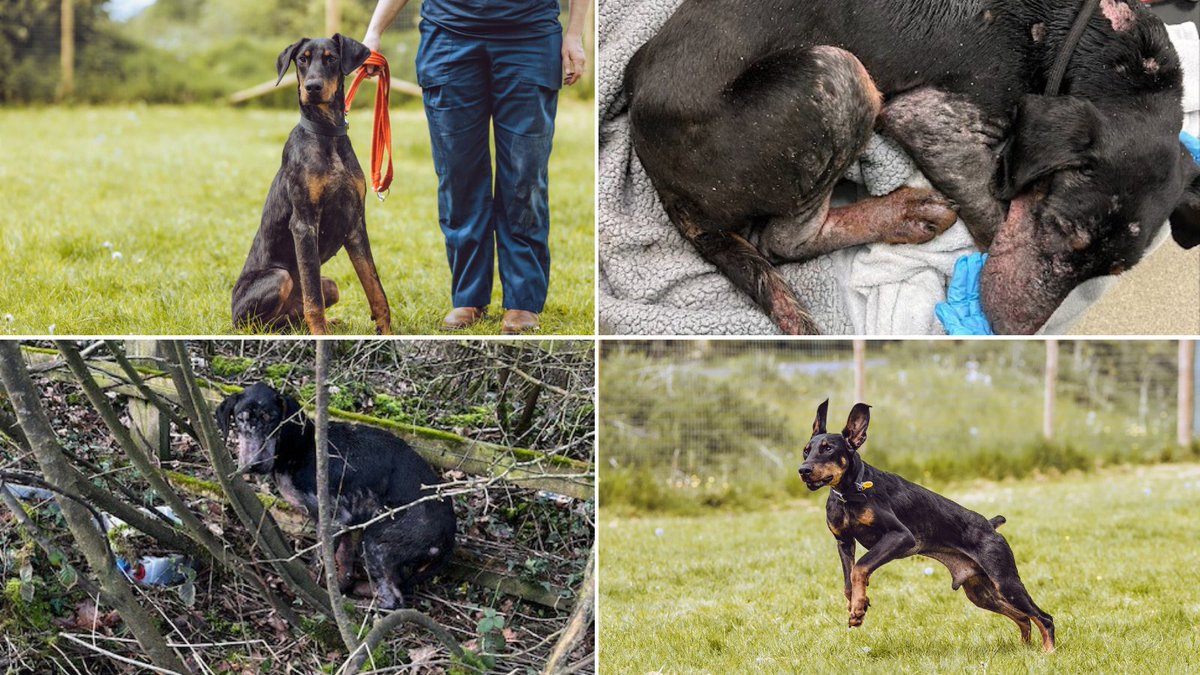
[803,449,810,458]
[298,56,308,64]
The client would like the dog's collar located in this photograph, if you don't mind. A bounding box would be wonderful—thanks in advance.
[298,116,349,137]
[830,458,873,504]
[1044,0,1101,96]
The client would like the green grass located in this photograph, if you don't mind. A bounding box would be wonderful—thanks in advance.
[0,100,594,335]
[599,463,1200,673]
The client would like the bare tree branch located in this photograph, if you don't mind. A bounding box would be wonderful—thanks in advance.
[0,342,189,674]
[315,340,360,652]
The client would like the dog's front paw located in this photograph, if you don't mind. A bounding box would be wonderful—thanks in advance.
[882,187,958,244]
[848,595,870,627]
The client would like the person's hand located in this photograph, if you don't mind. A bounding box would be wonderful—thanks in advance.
[361,34,383,78]
[562,32,586,86]
[935,253,995,335]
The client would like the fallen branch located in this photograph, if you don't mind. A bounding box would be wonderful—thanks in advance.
[339,608,467,675]
[541,545,595,673]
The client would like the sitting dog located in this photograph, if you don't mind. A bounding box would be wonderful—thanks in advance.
[216,383,455,609]
[232,34,392,336]
[798,400,1055,652]
[627,0,1200,334]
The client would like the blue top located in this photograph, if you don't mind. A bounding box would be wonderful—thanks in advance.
[421,0,562,39]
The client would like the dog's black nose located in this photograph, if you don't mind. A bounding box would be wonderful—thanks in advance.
[305,80,323,93]
[798,466,812,477]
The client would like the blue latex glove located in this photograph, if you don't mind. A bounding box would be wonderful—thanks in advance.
[1183,131,1200,164]
[936,253,995,335]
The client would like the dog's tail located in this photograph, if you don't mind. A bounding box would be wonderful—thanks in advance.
[659,193,819,335]
[989,515,1006,529]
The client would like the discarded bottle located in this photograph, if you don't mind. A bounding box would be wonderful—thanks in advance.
[116,555,189,586]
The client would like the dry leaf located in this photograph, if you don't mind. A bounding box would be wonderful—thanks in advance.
[409,645,439,667]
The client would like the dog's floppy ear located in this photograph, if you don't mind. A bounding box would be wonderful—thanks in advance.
[842,403,871,451]
[333,33,373,77]
[1170,153,1200,249]
[998,95,1100,200]
[215,392,243,438]
[275,38,309,86]
[279,390,303,423]
[811,399,829,437]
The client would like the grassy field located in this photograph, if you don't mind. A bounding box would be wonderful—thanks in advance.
[0,100,594,335]
[599,463,1200,673]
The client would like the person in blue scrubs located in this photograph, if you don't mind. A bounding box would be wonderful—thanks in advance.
[364,0,590,334]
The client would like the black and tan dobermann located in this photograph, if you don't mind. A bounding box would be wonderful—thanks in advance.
[232,34,392,336]
[798,400,1056,652]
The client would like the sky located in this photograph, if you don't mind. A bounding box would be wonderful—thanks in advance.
[106,0,156,22]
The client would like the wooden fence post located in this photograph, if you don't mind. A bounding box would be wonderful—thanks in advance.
[1044,340,1058,440]
[1179,340,1195,447]
[325,0,341,36]
[126,340,171,461]
[853,340,866,403]
[59,0,74,99]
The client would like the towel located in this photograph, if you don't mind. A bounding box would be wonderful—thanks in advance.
[598,11,1200,335]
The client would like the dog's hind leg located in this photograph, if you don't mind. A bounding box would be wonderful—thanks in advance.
[233,268,341,332]
[661,195,819,335]
[975,536,1056,652]
[961,574,1032,644]
[232,268,298,330]
[632,46,898,334]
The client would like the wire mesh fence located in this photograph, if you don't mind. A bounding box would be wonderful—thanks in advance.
[600,340,1197,489]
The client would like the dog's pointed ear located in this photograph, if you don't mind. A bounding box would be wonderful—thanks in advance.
[276,38,308,86]
[215,392,243,438]
[1170,151,1200,249]
[998,95,1099,200]
[333,33,373,76]
[811,399,829,437]
[842,403,871,451]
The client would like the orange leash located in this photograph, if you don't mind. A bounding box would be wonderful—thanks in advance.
[344,51,393,200]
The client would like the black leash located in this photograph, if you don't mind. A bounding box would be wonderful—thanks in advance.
[1044,0,1103,95]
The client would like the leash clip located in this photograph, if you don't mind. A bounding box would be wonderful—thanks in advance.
[375,188,389,203]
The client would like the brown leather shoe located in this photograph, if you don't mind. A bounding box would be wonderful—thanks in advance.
[500,309,540,335]
[441,307,486,331]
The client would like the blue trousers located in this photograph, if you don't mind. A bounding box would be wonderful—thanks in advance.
[415,22,560,312]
